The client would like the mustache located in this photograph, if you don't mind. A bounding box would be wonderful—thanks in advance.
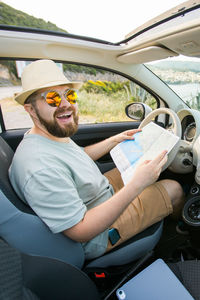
[54,106,76,118]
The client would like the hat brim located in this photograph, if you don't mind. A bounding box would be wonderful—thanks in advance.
[15,80,83,105]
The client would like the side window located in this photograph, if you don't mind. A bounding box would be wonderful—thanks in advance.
[0,60,33,130]
[0,60,158,129]
[63,63,158,123]
[146,56,200,110]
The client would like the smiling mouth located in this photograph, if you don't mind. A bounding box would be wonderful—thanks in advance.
[56,112,72,120]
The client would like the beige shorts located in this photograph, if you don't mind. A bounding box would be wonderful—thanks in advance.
[104,168,173,252]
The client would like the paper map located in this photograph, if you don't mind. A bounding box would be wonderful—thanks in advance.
[110,122,180,184]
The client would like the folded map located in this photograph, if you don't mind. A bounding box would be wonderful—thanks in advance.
[110,122,180,184]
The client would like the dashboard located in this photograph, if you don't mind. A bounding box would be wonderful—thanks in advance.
[168,108,200,177]
[184,121,196,142]
[181,115,196,142]
[136,105,200,180]
[177,108,200,146]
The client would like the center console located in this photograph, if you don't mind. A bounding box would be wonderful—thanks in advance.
[182,183,200,248]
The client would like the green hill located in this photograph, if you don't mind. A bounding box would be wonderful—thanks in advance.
[0,2,103,77]
[0,1,67,33]
[0,2,106,80]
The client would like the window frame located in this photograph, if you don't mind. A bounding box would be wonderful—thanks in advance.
[0,58,162,132]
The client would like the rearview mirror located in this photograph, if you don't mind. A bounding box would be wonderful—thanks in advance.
[125,103,152,121]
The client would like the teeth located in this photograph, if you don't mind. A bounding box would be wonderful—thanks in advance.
[58,113,71,118]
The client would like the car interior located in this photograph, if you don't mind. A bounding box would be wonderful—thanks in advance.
[0,1,200,299]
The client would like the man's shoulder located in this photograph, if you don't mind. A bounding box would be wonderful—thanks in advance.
[10,134,86,178]
[11,134,77,172]
[14,134,46,160]
[16,134,66,156]
[11,135,54,172]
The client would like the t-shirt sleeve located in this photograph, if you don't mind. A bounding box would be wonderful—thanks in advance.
[23,167,87,233]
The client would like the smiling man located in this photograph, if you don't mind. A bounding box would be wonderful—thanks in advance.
[9,59,184,260]
[25,86,79,138]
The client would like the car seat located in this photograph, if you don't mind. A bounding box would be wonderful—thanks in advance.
[0,239,100,300]
[0,135,163,270]
[1,238,199,300]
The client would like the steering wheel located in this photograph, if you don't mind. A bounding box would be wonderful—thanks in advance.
[139,108,182,170]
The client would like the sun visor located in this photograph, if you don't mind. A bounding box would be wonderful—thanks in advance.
[117,46,178,64]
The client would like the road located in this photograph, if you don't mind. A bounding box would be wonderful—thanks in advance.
[0,85,33,129]
[0,86,22,100]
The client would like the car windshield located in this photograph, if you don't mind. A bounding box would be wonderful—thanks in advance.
[145,56,200,109]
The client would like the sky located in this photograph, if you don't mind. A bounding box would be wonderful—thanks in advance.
[2,0,186,42]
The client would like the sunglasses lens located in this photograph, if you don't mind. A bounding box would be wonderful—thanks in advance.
[66,90,77,104]
[45,90,77,107]
[46,91,61,107]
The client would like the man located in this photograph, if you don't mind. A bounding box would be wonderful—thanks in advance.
[9,59,184,260]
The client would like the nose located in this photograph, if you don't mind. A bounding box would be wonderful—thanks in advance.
[59,95,71,108]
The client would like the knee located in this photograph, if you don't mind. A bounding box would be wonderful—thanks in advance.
[159,179,185,206]
[159,179,185,219]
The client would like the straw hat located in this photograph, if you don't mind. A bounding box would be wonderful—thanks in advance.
[15,59,83,105]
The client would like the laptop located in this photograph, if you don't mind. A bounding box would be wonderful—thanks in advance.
[116,259,194,300]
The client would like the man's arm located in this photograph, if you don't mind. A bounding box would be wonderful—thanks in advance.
[63,150,167,242]
[84,129,141,161]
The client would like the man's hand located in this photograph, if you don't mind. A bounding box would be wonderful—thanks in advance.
[63,150,168,243]
[131,150,168,192]
[85,128,141,161]
[111,129,141,144]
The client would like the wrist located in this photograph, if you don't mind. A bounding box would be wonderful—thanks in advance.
[126,177,144,196]
[108,135,118,149]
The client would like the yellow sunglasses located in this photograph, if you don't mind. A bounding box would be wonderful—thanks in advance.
[41,89,78,107]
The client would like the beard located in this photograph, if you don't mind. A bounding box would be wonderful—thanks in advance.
[34,105,79,138]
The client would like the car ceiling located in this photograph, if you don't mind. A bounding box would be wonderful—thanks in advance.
[0,0,199,65]
[117,0,200,63]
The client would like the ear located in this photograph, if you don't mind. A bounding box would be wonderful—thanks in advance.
[24,104,37,119]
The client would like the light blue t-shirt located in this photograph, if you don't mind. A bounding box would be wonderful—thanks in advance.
[9,134,114,259]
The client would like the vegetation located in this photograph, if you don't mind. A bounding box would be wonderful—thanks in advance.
[81,80,129,95]
[63,64,105,76]
[0,3,105,76]
[0,2,67,32]
[0,60,18,78]
[187,93,200,110]
[78,89,131,123]
[80,80,157,108]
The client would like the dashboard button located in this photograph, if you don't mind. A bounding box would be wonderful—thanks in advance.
[191,187,199,195]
